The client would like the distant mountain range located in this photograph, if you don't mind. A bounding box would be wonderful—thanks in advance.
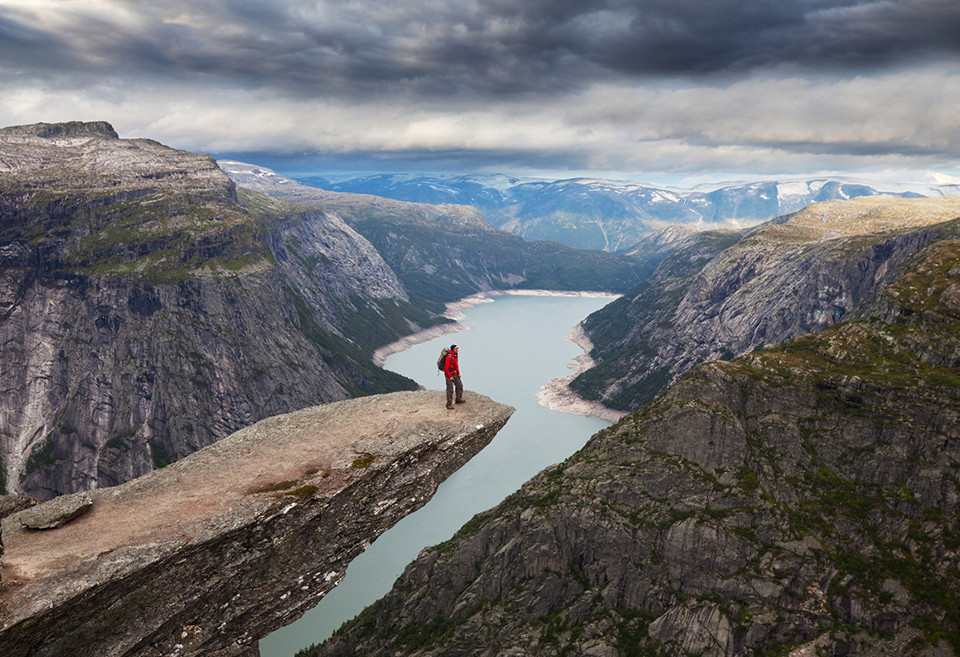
[221,161,648,308]
[297,173,960,252]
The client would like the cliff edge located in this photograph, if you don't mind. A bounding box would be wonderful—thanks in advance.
[0,390,514,657]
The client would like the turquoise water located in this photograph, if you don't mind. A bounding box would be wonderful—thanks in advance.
[259,293,614,656]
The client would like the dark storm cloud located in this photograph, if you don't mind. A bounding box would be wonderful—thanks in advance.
[493,0,960,77]
[0,13,79,76]
[1,0,957,182]
[2,0,958,97]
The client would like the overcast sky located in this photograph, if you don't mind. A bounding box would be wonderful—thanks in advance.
[1,0,958,186]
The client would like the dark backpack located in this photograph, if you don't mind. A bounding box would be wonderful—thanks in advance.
[436,348,450,373]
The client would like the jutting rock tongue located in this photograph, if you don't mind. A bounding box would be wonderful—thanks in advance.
[0,390,514,657]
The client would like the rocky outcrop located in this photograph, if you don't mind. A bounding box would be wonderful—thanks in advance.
[573,196,960,411]
[309,204,960,657]
[0,122,426,499]
[0,390,514,657]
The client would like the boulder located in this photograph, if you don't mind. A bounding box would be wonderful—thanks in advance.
[18,493,93,530]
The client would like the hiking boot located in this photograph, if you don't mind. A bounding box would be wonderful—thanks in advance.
[455,399,466,404]
[446,404,455,409]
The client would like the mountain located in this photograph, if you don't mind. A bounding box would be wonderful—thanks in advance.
[308,195,960,657]
[296,173,516,211]
[572,196,960,411]
[0,122,425,499]
[0,125,651,500]
[294,173,944,252]
[221,162,649,308]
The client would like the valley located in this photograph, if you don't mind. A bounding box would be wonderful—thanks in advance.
[308,196,960,657]
[2,121,960,657]
[0,123,643,500]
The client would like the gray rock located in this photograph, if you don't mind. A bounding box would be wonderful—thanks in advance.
[0,390,514,657]
[0,122,431,499]
[18,493,92,530]
[574,196,960,411]
[0,496,38,521]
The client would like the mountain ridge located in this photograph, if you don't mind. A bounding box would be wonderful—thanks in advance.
[571,195,960,411]
[290,172,953,252]
[308,195,960,657]
[221,161,649,309]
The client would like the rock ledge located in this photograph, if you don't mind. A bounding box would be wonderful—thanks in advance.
[0,390,513,657]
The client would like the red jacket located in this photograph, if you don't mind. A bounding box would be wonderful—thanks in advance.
[444,351,460,378]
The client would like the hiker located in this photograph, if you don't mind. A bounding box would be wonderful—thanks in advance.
[444,344,465,409]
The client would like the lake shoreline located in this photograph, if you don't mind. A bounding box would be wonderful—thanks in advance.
[374,289,626,423]
[536,323,629,423]
[264,291,620,656]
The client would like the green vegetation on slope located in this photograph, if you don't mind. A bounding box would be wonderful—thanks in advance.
[347,216,646,308]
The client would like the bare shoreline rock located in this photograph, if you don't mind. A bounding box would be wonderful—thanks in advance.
[373,290,624,424]
[536,323,629,423]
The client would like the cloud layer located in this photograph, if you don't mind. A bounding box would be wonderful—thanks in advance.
[1,0,958,181]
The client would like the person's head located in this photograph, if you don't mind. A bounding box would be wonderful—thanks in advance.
[451,344,458,354]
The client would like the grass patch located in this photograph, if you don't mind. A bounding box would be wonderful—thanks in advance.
[148,440,177,469]
[352,453,375,468]
[254,480,298,494]
[23,435,62,478]
[285,485,319,499]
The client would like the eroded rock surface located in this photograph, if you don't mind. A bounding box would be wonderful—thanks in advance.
[17,492,92,529]
[0,390,514,657]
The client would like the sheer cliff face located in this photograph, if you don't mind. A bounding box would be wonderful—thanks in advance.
[0,122,418,499]
[312,201,960,657]
[573,196,960,411]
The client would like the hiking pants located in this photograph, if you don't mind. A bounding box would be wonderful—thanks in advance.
[446,374,463,406]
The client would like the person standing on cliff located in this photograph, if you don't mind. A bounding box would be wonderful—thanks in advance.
[444,344,465,409]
